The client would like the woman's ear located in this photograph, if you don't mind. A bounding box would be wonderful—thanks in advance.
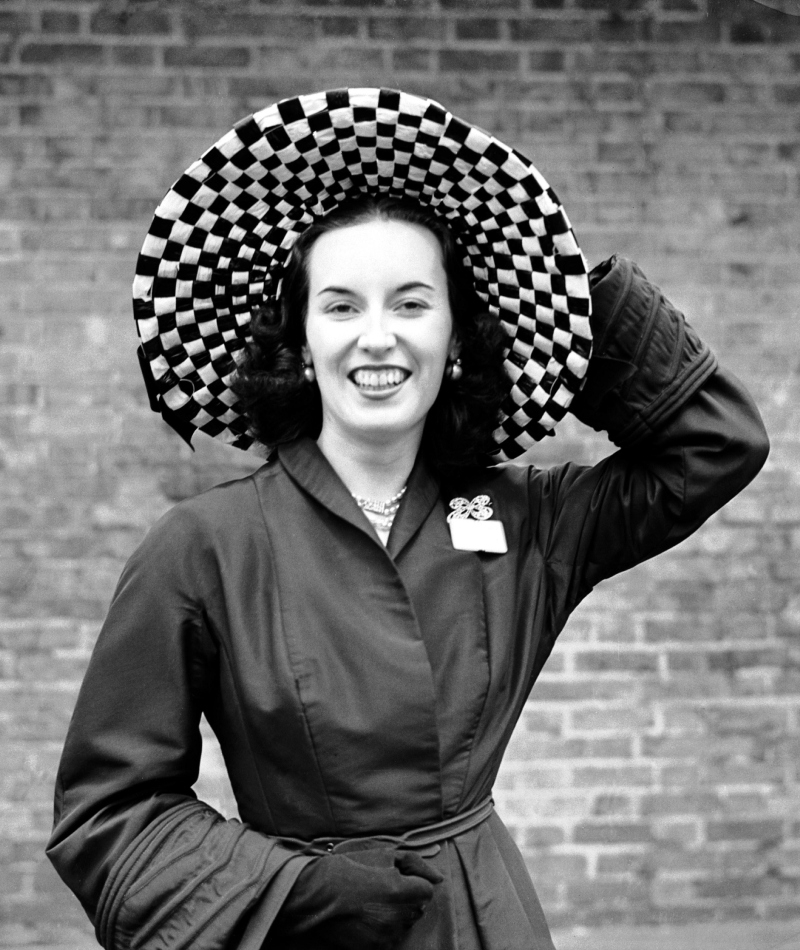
[301,342,312,365]
[448,336,460,362]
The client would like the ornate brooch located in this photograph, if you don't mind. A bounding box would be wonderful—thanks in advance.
[447,495,494,522]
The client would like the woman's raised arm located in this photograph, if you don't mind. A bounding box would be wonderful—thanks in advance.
[532,256,769,623]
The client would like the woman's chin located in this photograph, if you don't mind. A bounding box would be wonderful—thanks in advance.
[329,404,429,446]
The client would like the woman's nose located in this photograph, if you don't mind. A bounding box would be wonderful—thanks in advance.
[357,310,396,352]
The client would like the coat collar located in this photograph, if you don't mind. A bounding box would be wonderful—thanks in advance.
[275,437,441,558]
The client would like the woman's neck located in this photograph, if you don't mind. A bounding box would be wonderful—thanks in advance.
[316,426,421,502]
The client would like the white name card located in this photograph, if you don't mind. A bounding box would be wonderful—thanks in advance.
[449,518,508,554]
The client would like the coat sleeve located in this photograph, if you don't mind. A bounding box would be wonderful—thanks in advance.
[534,256,769,625]
[45,504,314,950]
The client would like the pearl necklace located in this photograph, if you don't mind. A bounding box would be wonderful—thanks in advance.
[352,485,407,534]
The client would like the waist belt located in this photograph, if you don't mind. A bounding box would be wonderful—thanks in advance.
[282,795,495,859]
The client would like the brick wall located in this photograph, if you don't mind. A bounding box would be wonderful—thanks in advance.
[1,0,798,944]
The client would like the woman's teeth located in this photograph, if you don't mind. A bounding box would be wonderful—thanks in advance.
[352,368,408,389]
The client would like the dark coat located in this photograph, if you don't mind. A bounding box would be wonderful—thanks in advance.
[46,259,769,950]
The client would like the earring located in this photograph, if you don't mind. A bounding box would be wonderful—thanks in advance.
[447,358,462,381]
[303,364,316,383]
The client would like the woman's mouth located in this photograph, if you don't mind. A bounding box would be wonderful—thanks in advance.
[350,367,410,392]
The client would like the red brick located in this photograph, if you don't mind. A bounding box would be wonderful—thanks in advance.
[707,819,784,842]
[653,19,722,42]
[440,49,519,72]
[655,80,727,106]
[164,46,251,69]
[523,825,565,847]
[0,12,34,32]
[40,12,81,34]
[318,16,362,37]
[573,766,653,788]
[19,43,105,66]
[573,649,658,674]
[523,853,586,880]
[454,17,502,40]
[592,80,641,104]
[592,793,635,817]
[574,821,651,845]
[642,791,721,816]
[527,50,565,72]
[522,708,565,735]
[0,74,54,97]
[596,850,653,875]
[90,8,173,35]
[570,707,655,732]
[369,15,444,40]
[661,0,704,9]
[775,83,800,105]
[509,17,594,42]
[441,0,518,7]
[597,14,651,43]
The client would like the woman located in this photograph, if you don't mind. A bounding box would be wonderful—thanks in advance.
[47,89,769,950]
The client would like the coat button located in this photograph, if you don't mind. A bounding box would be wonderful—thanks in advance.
[325,842,335,852]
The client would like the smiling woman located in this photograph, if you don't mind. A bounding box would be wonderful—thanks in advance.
[46,88,769,950]
[231,196,510,481]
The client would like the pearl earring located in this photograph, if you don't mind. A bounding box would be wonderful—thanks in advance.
[303,364,316,383]
[447,357,462,381]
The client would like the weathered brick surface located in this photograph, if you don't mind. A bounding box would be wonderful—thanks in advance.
[1,0,799,943]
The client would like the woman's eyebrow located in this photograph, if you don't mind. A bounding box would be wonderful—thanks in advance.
[393,281,435,294]
[316,285,357,297]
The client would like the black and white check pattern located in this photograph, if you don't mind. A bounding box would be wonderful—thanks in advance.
[133,87,592,460]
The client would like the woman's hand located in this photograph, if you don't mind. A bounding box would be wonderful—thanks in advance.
[270,848,444,949]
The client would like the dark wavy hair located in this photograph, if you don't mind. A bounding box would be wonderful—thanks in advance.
[231,195,510,471]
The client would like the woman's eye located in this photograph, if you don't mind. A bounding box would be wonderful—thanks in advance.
[326,302,357,316]
[397,300,428,313]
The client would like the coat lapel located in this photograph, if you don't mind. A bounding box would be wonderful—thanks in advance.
[276,437,382,545]
[277,437,442,558]
[387,453,440,559]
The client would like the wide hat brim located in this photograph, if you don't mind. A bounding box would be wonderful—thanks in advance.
[133,87,592,461]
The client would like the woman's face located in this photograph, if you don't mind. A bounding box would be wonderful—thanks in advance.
[302,218,457,450]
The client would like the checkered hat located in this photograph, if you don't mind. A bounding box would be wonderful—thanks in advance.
[133,87,592,461]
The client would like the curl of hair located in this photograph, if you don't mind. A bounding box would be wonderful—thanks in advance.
[232,301,323,445]
[231,197,510,472]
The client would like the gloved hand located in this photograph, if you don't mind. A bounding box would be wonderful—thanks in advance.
[270,848,444,950]
[570,255,717,447]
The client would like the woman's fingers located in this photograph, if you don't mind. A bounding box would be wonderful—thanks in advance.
[394,849,445,885]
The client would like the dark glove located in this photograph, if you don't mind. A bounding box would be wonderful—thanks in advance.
[570,255,717,447]
[270,848,444,950]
